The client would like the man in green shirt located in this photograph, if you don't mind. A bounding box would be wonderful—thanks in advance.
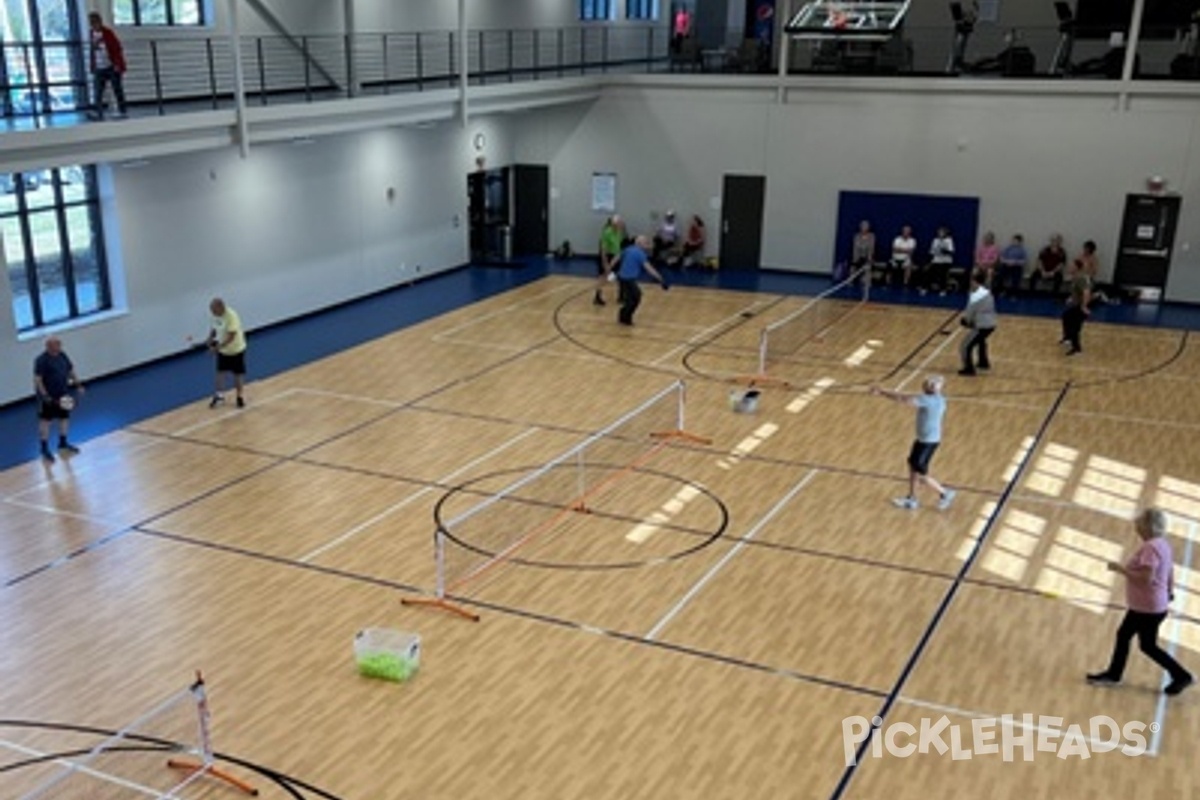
[596,215,625,306]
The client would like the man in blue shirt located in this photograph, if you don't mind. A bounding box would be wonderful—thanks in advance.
[997,234,1027,297]
[33,336,84,462]
[616,235,668,326]
[871,375,955,511]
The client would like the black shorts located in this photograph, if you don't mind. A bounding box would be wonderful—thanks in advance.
[216,351,246,375]
[37,397,69,421]
[907,441,939,475]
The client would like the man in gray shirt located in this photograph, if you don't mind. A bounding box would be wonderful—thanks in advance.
[871,375,956,511]
[959,269,997,376]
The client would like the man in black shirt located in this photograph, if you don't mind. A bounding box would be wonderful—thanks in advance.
[33,336,84,462]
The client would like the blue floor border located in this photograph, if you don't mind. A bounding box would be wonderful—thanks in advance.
[3,256,1199,471]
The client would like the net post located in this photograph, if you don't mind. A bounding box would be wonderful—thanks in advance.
[400,528,482,621]
[648,380,711,445]
[165,672,258,797]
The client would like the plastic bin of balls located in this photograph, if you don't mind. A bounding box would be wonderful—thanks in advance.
[354,628,421,683]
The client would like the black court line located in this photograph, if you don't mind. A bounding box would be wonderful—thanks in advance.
[134,526,888,702]
[828,380,1071,800]
[7,333,566,589]
[0,720,341,799]
[553,284,791,381]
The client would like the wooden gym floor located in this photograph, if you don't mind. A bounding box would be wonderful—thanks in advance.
[1,275,1198,799]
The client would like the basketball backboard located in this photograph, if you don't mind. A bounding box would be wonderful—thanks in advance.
[784,0,911,41]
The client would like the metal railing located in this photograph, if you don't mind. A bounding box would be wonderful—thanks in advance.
[2,20,1197,124]
[1,27,673,121]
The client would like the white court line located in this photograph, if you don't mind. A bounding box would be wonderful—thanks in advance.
[896,328,960,392]
[6,390,302,503]
[643,469,818,641]
[171,387,302,437]
[898,696,1127,755]
[297,427,541,563]
[5,436,171,503]
[432,283,581,340]
[2,498,126,528]
[650,299,779,367]
[288,386,404,408]
[0,738,174,799]
[1147,520,1196,756]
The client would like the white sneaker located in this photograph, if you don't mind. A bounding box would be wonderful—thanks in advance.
[937,489,957,510]
[892,496,918,510]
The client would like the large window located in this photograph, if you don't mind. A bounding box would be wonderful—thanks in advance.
[3,166,111,331]
[114,0,206,26]
[580,0,614,21]
[626,0,659,20]
[2,0,87,118]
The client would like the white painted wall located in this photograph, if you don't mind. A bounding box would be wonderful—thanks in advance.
[0,118,520,404]
[513,83,1200,301]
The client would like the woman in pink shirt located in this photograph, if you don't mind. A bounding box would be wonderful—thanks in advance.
[1088,508,1193,695]
[973,231,1000,287]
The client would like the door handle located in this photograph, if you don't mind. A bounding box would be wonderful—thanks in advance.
[1121,248,1169,258]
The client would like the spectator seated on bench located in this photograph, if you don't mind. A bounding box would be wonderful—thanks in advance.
[681,215,706,268]
[653,209,681,266]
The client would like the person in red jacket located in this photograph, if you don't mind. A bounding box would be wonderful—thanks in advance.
[88,12,127,120]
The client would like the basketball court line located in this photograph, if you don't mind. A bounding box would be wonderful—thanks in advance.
[0,737,168,798]
[2,498,126,528]
[297,427,541,563]
[645,469,819,641]
[168,387,302,438]
[4,435,171,504]
[963,397,1200,432]
[402,398,1007,499]
[1147,520,1196,756]
[136,525,889,700]
[830,382,1071,799]
[880,310,961,384]
[895,326,962,391]
[287,387,404,408]
[651,297,781,367]
[430,282,582,341]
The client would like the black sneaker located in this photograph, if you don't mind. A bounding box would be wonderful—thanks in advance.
[58,441,80,455]
[957,368,976,376]
[1066,347,1082,356]
[236,396,245,408]
[1165,674,1194,696]
[209,394,225,408]
[1086,672,1120,686]
[593,294,606,306]
[40,446,55,463]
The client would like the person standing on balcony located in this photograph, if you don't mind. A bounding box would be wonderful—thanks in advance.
[88,12,127,120]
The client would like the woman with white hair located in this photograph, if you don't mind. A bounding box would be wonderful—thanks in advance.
[1088,508,1193,695]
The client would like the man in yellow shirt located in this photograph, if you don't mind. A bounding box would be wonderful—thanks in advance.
[207,297,247,408]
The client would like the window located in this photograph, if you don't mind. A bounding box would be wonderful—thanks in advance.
[1,0,88,118]
[114,0,206,26]
[3,166,112,331]
[626,0,659,20]
[580,0,614,21]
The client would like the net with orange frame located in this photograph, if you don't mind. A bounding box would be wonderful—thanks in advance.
[403,381,709,621]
